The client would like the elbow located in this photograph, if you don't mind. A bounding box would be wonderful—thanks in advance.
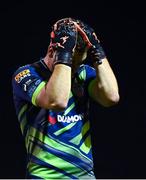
[110,93,120,106]
[103,92,120,107]
[36,92,69,110]
[52,101,68,111]
[47,100,68,111]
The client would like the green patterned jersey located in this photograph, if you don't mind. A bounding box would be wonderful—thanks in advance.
[12,59,97,179]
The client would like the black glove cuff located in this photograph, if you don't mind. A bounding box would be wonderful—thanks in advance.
[54,51,72,67]
[88,44,106,65]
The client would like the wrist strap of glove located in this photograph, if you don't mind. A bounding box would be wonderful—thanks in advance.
[54,51,72,67]
[88,44,106,65]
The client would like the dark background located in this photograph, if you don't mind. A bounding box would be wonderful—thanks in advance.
[1,0,146,178]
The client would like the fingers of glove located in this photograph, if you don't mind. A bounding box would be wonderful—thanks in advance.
[51,20,77,52]
[73,21,101,50]
[73,22,92,48]
[50,19,77,67]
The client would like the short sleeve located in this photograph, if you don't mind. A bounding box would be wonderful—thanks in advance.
[12,65,46,106]
[77,64,96,83]
[73,64,96,97]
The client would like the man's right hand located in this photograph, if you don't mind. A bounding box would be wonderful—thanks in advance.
[50,18,77,67]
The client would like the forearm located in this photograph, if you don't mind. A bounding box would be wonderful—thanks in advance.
[90,58,120,106]
[46,64,71,107]
[95,58,119,93]
[36,64,71,110]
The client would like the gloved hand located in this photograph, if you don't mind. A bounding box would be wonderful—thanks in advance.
[87,42,106,65]
[50,18,77,67]
[86,26,106,65]
[73,20,106,65]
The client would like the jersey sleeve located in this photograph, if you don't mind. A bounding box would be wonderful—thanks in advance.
[84,65,96,82]
[12,65,46,106]
[77,64,96,83]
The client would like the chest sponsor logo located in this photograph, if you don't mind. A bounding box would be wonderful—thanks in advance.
[15,69,31,83]
[57,114,83,123]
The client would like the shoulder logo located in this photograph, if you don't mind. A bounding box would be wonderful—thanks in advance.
[15,69,31,83]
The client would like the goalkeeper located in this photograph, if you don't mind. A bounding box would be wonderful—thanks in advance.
[12,17,120,179]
